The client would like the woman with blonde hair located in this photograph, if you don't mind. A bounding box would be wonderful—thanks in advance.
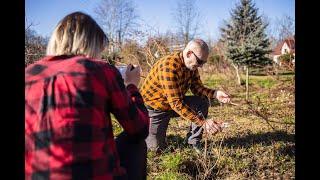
[25,11,149,180]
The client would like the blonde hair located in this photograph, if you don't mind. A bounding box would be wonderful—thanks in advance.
[46,12,108,58]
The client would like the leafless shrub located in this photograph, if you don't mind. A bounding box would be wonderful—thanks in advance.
[25,28,48,66]
[139,37,170,69]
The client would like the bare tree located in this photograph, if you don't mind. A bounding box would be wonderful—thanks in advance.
[172,0,202,46]
[95,0,139,52]
[275,14,295,41]
[140,36,170,69]
[263,15,278,50]
[25,17,48,66]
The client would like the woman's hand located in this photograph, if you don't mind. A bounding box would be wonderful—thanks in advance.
[124,64,141,87]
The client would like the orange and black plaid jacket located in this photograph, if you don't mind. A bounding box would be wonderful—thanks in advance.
[140,51,216,126]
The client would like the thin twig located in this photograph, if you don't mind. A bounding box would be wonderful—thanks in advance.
[109,59,127,65]
[231,100,294,126]
[229,102,239,106]
[245,100,276,130]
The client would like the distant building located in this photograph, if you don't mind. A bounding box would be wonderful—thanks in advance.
[272,37,295,65]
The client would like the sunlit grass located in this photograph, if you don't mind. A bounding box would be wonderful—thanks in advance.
[111,72,295,179]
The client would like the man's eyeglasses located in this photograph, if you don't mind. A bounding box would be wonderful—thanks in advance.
[191,51,206,65]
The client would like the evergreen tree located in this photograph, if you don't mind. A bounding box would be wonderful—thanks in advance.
[220,0,272,99]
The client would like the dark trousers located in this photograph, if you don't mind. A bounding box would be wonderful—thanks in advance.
[145,96,209,151]
[114,132,147,180]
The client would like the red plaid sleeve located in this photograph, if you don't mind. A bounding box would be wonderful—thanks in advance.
[104,66,149,140]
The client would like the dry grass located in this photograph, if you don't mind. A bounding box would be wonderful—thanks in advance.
[111,70,295,179]
[146,71,295,179]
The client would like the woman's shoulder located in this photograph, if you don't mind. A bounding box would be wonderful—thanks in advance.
[25,55,119,77]
[68,56,116,71]
[77,57,121,75]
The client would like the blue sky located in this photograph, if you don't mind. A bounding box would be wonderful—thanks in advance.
[26,0,295,41]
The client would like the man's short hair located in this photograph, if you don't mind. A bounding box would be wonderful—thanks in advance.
[185,39,209,53]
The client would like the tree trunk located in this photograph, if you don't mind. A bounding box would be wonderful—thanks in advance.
[232,63,242,85]
[246,66,249,101]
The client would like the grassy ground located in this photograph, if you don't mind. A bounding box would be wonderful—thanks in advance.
[113,72,295,179]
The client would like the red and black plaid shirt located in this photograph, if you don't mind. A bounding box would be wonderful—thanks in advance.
[25,55,149,179]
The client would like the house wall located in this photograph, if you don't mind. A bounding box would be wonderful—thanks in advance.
[273,55,280,63]
[281,43,291,54]
[272,40,295,66]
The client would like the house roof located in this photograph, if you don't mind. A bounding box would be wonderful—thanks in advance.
[272,37,295,55]
[272,43,283,55]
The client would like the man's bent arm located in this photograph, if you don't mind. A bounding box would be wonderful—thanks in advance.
[190,70,216,99]
[159,68,205,126]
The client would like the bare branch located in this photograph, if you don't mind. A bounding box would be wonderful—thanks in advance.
[172,0,202,45]
[95,0,139,52]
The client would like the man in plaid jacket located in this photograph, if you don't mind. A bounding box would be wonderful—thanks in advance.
[140,39,231,153]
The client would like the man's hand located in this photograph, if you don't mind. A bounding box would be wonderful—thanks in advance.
[214,90,231,104]
[203,119,223,135]
[124,64,141,87]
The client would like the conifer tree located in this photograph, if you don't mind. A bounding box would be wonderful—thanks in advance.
[221,0,272,100]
